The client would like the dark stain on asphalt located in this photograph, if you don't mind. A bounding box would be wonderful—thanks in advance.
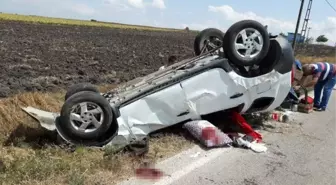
[273,151,287,157]
[292,171,310,177]
[302,134,323,141]
[198,176,221,185]
[243,178,259,185]
[204,177,215,183]
[266,161,284,177]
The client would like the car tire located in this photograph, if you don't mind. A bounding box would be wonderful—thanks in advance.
[59,91,113,141]
[194,28,225,56]
[223,20,270,66]
[64,83,99,101]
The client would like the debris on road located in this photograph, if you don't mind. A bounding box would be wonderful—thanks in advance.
[183,120,233,148]
[235,137,268,153]
[228,112,268,153]
[269,112,289,123]
[231,111,263,143]
[190,152,201,158]
[182,111,269,153]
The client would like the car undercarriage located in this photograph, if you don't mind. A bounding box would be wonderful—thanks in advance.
[21,19,295,147]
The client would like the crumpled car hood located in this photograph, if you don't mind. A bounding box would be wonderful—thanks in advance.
[22,106,58,131]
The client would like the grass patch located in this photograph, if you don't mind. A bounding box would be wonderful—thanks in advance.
[295,55,335,64]
[0,84,193,185]
[0,135,192,185]
[0,12,190,32]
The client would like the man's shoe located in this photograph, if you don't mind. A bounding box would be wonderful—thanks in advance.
[313,104,320,109]
[314,107,326,111]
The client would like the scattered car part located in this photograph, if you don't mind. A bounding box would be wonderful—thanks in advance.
[128,140,149,156]
[223,19,270,67]
[64,83,99,101]
[231,111,262,143]
[235,137,267,153]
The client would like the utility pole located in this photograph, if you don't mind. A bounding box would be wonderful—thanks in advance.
[305,27,312,43]
[300,0,313,43]
[292,0,305,50]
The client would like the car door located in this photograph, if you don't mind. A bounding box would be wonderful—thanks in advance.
[119,83,190,134]
[180,68,245,116]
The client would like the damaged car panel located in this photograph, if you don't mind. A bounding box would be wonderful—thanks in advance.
[21,19,295,147]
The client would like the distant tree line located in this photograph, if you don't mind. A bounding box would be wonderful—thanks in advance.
[279,32,329,45]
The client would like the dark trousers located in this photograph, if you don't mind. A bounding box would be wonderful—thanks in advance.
[314,76,336,109]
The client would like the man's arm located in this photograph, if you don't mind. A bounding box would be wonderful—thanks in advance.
[303,77,319,88]
[298,75,307,87]
[301,72,320,88]
[294,73,319,90]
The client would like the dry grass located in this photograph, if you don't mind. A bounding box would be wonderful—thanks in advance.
[0,135,191,185]
[0,84,116,137]
[295,55,336,64]
[0,84,193,185]
[0,13,186,32]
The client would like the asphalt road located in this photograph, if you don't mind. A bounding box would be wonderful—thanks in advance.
[119,91,336,185]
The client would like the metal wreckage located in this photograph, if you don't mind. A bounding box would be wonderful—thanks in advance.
[21,20,295,150]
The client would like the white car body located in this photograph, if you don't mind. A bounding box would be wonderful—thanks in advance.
[22,35,294,147]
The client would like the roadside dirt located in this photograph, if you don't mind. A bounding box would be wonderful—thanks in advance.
[0,20,197,97]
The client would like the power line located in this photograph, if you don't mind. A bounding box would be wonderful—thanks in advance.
[313,27,336,31]
[324,0,336,12]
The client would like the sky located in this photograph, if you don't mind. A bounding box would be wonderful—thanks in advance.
[1,0,336,45]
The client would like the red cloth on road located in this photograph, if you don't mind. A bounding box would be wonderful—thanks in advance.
[231,111,262,143]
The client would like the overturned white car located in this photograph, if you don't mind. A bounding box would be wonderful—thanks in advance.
[22,20,294,147]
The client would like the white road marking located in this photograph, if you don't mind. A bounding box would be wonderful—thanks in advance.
[152,148,228,185]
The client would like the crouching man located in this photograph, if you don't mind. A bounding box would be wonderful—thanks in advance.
[294,62,336,111]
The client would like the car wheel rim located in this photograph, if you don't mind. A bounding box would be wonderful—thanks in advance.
[201,36,222,54]
[69,102,104,133]
[234,28,263,59]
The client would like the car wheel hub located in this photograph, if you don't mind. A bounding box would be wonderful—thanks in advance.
[234,28,263,60]
[202,37,222,54]
[69,102,104,133]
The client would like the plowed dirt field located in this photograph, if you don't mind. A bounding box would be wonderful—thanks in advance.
[0,20,197,97]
